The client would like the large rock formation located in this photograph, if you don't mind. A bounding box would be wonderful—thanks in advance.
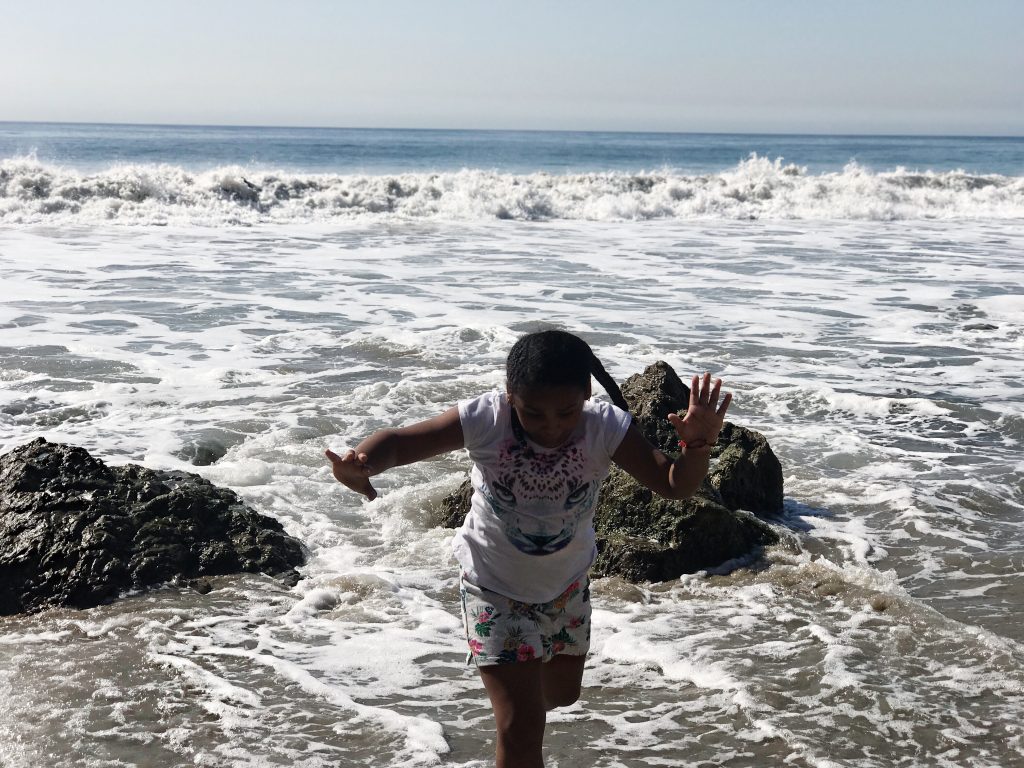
[592,466,776,582]
[439,361,783,583]
[0,438,305,615]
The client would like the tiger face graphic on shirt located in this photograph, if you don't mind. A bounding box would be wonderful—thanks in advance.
[479,434,599,556]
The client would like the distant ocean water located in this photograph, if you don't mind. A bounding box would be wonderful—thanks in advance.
[5,123,1024,176]
[1,123,1023,767]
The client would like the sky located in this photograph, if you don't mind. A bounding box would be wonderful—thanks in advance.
[2,0,1022,135]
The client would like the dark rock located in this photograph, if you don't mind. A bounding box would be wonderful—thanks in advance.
[591,466,777,581]
[621,361,784,515]
[437,478,473,529]
[436,360,784,583]
[0,438,306,615]
[173,428,250,467]
[620,361,691,453]
[708,423,785,515]
[174,430,239,466]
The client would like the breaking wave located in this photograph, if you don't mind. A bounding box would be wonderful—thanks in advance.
[2,154,1022,225]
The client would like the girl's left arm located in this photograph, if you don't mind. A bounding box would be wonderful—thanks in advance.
[611,373,732,500]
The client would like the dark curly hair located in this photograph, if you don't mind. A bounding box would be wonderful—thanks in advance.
[505,329,629,411]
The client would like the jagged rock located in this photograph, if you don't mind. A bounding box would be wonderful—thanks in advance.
[622,361,783,515]
[0,438,306,615]
[591,466,777,581]
[437,361,784,582]
[437,478,473,529]
[708,422,784,515]
[619,360,692,453]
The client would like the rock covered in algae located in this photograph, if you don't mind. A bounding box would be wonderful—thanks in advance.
[591,465,776,581]
[620,361,784,517]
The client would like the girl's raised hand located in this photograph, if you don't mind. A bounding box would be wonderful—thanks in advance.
[325,448,378,501]
[666,373,732,449]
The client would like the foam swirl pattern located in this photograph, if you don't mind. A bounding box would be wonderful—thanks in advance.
[1,218,1022,766]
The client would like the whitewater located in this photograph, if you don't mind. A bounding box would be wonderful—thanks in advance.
[3,154,1024,225]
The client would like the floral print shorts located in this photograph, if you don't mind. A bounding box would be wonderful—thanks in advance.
[459,574,591,666]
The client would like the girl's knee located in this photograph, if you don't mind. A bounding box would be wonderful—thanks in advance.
[544,686,580,710]
[494,706,545,757]
[541,654,586,710]
[495,704,545,734]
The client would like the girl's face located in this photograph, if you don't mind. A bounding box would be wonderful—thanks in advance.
[508,384,590,449]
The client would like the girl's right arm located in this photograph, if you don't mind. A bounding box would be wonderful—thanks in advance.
[325,406,465,500]
[611,373,731,500]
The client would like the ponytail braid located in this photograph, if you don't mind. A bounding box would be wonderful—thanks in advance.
[587,350,630,412]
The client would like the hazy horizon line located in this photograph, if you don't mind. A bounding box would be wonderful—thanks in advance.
[2,119,1022,141]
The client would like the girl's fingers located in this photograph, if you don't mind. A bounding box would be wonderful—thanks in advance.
[692,375,707,407]
[325,449,370,466]
[691,373,725,408]
[709,377,722,406]
[717,391,733,416]
[326,447,377,499]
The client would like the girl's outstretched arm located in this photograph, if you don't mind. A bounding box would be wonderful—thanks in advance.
[612,373,732,500]
[325,407,465,500]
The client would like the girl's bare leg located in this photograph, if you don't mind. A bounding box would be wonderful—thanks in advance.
[540,654,585,710]
[480,660,545,768]
[479,655,586,767]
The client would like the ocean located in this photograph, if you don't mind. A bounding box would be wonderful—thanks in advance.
[1,123,1023,767]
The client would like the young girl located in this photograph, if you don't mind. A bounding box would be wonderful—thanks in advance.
[326,330,731,768]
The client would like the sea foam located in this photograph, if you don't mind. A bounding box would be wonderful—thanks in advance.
[2,216,1023,766]
[2,154,1022,225]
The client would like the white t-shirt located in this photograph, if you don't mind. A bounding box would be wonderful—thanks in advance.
[453,390,632,603]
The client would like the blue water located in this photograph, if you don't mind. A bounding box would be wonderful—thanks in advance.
[2,122,1023,175]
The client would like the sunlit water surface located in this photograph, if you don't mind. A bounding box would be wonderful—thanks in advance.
[1,219,1022,767]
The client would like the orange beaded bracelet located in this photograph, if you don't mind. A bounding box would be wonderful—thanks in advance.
[678,438,717,450]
